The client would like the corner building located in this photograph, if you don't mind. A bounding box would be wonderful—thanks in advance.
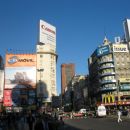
[88,37,130,108]
[36,20,57,104]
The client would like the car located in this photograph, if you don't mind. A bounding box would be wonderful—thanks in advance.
[79,109,86,114]
[73,112,84,117]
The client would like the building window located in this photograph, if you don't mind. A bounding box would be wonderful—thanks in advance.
[40,55,43,58]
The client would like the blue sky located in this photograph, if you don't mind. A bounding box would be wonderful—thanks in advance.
[0,0,130,95]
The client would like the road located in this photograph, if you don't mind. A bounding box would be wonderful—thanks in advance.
[62,117,130,130]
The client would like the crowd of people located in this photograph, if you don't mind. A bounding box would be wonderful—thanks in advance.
[0,110,64,130]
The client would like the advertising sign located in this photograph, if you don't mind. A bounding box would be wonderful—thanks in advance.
[39,19,56,46]
[5,54,36,67]
[120,85,130,90]
[5,54,36,89]
[123,19,130,42]
[119,78,130,82]
[113,44,128,52]
[119,78,130,90]
[5,67,36,89]
[3,90,12,106]
[0,70,4,102]
[97,45,110,57]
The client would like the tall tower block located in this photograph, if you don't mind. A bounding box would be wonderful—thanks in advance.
[36,20,57,103]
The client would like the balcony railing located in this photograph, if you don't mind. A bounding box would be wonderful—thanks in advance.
[99,72,116,77]
[98,65,115,70]
[98,59,114,65]
[100,79,116,84]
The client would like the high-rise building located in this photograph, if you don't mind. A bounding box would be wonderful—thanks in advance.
[88,37,130,107]
[36,20,57,103]
[61,64,75,95]
[123,19,130,42]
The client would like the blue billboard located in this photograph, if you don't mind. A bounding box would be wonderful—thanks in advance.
[97,45,110,57]
[120,85,130,90]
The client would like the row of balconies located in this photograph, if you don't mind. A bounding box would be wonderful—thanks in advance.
[98,59,114,65]
[100,79,116,84]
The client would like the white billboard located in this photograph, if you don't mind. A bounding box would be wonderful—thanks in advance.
[0,70,4,102]
[113,44,128,52]
[39,20,56,46]
[123,19,130,42]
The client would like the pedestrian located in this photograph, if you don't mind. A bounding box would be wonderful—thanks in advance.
[117,110,122,123]
[27,113,35,130]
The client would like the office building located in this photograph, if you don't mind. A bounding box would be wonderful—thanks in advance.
[61,63,75,95]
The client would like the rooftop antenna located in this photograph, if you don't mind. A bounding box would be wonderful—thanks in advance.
[103,26,109,45]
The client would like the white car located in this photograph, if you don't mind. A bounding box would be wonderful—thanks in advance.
[79,109,87,114]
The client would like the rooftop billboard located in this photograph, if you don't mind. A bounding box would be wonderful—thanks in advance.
[113,44,128,52]
[97,45,110,57]
[39,20,56,46]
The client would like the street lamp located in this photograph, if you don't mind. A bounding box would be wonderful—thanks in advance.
[37,68,44,107]
[117,80,120,105]
[70,86,74,111]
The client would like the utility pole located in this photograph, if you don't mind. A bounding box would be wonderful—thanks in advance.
[117,80,120,105]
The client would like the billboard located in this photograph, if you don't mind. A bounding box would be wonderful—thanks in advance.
[119,78,130,90]
[5,67,36,89]
[4,54,36,107]
[5,54,36,89]
[3,90,12,106]
[123,19,130,42]
[113,44,128,52]
[39,20,56,46]
[0,70,4,102]
[97,45,110,57]
[5,54,36,67]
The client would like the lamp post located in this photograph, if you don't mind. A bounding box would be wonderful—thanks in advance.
[37,68,44,107]
[117,80,120,106]
[70,84,74,112]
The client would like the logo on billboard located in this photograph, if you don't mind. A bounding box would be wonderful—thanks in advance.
[8,56,18,64]
[113,44,128,52]
[8,56,34,64]
[39,20,56,46]
[41,25,55,35]
[97,45,110,57]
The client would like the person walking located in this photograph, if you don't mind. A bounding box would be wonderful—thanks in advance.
[117,110,122,123]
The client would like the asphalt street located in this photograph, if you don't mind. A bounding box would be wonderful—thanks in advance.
[62,116,130,130]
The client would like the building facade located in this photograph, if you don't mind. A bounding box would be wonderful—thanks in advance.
[88,37,130,107]
[61,63,75,95]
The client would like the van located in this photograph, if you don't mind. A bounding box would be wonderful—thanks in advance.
[96,105,106,117]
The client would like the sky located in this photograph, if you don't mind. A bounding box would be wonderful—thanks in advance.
[0,0,130,95]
